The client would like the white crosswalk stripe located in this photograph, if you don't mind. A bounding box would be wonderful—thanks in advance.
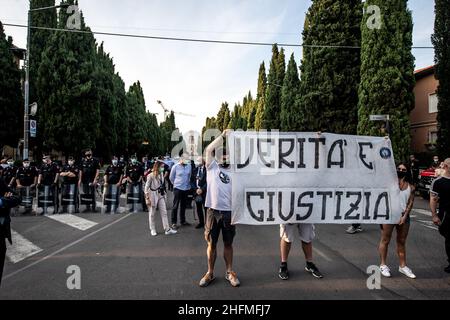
[6,230,43,264]
[45,214,98,231]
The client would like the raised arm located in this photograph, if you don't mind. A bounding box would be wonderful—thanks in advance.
[205,129,232,168]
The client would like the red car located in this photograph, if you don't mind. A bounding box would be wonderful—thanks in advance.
[417,167,437,199]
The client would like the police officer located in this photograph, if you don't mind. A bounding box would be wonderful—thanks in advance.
[1,158,17,188]
[119,155,127,194]
[37,155,60,215]
[126,155,144,212]
[104,156,124,213]
[59,157,80,213]
[79,149,100,213]
[15,159,38,213]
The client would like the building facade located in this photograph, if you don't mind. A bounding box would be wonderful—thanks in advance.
[410,66,439,155]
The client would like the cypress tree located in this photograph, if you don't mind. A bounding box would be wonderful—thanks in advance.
[358,0,415,161]
[299,0,362,134]
[29,0,57,105]
[216,102,231,132]
[254,62,267,131]
[0,23,24,148]
[126,81,148,155]
[432,0,450,159]
[263,45,283,130]
[280,53,301,131]
[37,0,100,156]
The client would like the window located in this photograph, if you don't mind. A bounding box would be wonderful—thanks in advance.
[429,131,438,144]
[429,93,438,113]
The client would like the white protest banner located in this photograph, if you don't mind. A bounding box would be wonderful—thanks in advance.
[229,131,402,225]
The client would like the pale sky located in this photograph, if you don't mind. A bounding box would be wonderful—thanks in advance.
[1,0,435,134]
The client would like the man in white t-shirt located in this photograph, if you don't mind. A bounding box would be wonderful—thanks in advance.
[199,129,240,288]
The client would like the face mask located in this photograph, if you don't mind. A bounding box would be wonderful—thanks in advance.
[7,162,13,167]
[159,167,165,173]
[23,163,30,168]
[68,161,75,166]
[397,171,407,179]
[131,159,137,165]
[434,159,439,163]
[183,160,190,165]
[112,160,118,166]
[86,154,92,159]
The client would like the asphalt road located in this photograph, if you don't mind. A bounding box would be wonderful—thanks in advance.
[0,193,449,300]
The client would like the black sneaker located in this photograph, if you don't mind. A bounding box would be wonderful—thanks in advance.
[279,265,289,280]
[305,262,323,279]
[445,265,450,273]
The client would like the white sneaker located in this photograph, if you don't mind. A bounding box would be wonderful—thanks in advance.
[399,266,416,279]
[380,265,391,277]
[165,228,178,235]
[151,230,157,237]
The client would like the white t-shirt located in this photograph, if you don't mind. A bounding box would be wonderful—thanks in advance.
[205,160,232,211]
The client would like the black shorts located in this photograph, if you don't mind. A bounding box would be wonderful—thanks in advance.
[204,208,236,246]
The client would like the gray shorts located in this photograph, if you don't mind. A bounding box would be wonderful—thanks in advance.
[280,224,315,244]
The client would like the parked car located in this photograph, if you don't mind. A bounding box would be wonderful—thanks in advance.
[417,168,436,199]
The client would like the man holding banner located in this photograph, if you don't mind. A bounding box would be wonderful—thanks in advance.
[199,129,240,288]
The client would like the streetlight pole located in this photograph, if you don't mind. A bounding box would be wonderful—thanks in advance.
[23,3,68,160]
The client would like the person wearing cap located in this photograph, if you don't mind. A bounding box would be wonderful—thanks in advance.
[15,159,38,214]
[104,156,124,213]
[37,155,60,215]
[79,149,100,213]
[126,155,144,212]
[59,157,80,213]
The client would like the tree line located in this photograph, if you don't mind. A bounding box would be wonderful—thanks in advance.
[0,0,178,161]
[202,0,449,162]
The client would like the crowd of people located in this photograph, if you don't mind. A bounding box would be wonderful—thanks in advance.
[1,133,450,288]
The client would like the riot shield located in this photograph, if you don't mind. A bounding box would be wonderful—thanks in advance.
[80,183,96,212]
[126,182,143,213]
[102,184,120,214]
[60,184,79,214]
[37,185,58,215]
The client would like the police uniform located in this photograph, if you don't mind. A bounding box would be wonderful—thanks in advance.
[126,163,144,211]
[37,162,60,213]
[1,166,17,187]
[16,166,38,187]
[80,157,100,211]
[104,165,123,213]
[16,165,38,211]
[60,164,80,213]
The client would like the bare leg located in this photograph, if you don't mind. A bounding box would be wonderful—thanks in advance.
[224,244,233,272]
[379,225,394,266]
[280,239,291,263]
[396,223,410,268]
[207,243,217,276]
[302,241,313,262]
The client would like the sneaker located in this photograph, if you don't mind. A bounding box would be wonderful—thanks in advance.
[225,271,241,287]
[165,228,178,235]
[380,265,391,277]
[171,224,178,230]
[305,263,323,279]
[399,266,416,279]
[279,265,289,280]
[346,226,363,234]
[444,265,450,273]
[199,273,215,287]
[150,230,157,237]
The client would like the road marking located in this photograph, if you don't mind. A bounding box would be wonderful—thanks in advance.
[3,213,133,282]
[45,214,98,231]
[6,230,43,264]
[412,209,431,216]
[313,247,332,262]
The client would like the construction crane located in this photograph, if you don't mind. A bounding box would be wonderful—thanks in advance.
[157,100,195,119]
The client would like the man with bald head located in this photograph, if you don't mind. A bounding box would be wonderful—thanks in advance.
[430,158,450,273]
